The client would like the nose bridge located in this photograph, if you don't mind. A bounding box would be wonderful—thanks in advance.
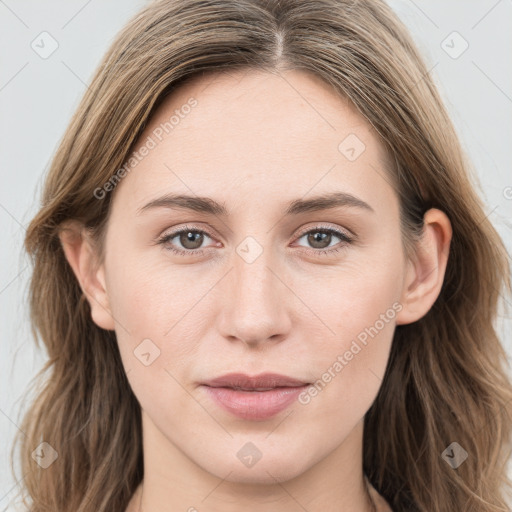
[235,242,274,306]
[218,236,291,346]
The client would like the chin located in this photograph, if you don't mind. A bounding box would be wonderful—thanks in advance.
[197,445,313,485]
[217,465,305,485]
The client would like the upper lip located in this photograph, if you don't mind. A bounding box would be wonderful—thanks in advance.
[202,372,309,390]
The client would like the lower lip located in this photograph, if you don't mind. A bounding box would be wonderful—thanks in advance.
[202,384,309,421]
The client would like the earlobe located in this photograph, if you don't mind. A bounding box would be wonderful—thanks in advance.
[58,220,115,331]
[395,208,452,326]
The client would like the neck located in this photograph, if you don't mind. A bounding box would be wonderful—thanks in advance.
[126,413,376,512]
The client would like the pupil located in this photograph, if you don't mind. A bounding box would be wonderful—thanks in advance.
[308,231,330,248]
[181,231,202,249]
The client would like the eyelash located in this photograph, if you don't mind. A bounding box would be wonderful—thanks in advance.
[156,224,354,258]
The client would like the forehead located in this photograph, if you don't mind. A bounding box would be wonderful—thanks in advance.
[112,68,397,216]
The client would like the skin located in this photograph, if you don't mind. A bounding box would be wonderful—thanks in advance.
[60,68,452,512]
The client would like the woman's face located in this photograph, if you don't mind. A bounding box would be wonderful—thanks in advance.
[96,69,412,484]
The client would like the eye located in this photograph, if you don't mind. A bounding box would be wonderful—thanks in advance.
[293,225,354,256]
[157,225,217,256]
[157,224,354,257]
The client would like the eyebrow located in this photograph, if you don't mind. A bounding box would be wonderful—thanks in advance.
[136,191,374,216]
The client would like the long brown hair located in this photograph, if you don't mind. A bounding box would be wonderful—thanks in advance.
[11,0,512,510]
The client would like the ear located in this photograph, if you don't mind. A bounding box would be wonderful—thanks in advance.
[58,220,115,330]
[396,208,452,325]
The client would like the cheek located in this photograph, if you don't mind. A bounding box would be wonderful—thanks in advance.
[302,239,403,343]
[295,248,403,408]
[103,252,213,396]
[106,250,206,338]
[105,258,202,425]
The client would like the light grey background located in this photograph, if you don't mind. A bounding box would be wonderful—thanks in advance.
[1,0,511,509]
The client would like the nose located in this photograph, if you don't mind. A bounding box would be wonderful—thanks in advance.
[216,243,292,348]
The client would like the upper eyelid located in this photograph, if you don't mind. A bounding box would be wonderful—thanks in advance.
[160,225,214,240]
[294,224,353,239]
[160,223,351,237]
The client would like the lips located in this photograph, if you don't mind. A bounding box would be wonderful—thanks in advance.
[201,372,310,421]
[201,372,309,390]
